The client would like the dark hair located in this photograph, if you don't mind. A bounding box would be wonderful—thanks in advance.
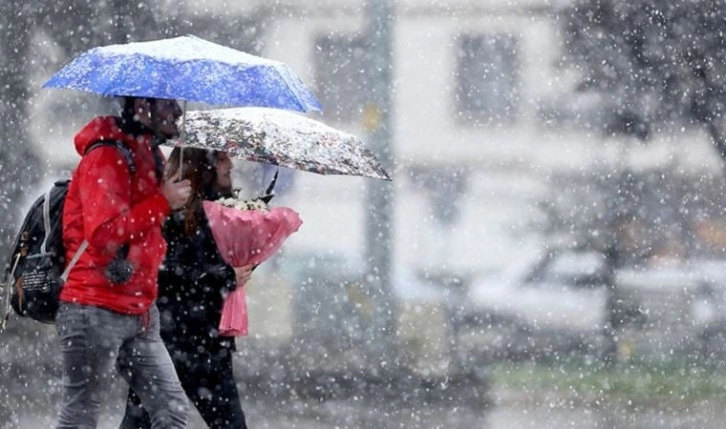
[120,96,140,121]
[120,96,162,121]
[166,147,231,235]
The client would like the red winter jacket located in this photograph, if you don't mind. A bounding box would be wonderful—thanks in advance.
[60,116,171,314]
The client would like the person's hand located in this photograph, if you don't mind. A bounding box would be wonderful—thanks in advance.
[233,264,255,285]
[162,172,191,210]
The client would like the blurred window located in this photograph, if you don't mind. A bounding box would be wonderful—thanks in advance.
[314,33,368,123]
[456,33,519,125]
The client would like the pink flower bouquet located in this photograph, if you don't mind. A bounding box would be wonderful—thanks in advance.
[203,199,302,336]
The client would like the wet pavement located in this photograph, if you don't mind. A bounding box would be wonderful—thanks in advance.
[4,328,725,428]
[13,384,726,429]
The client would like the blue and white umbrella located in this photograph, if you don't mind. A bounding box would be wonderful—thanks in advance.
[43,35,322,112]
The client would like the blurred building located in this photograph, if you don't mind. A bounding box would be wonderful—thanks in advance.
[27,0,726,366]
[29,0,724,275]
[172,0,721,273]
[208,0,726,366]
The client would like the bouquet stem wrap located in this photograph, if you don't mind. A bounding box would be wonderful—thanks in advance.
[203,200,302,336]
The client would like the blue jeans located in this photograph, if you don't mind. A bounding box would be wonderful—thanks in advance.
[55,303,188,428]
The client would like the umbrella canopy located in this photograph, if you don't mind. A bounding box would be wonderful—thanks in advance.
[167,107,391,181]
[43,35,321,112]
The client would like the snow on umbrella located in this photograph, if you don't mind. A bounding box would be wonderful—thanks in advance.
[42,35,321,112]
[169,107,391,181]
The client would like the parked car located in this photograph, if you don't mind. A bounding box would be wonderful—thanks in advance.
[465,249,618,361]
[270,247,726,365]
[616,259,726,362]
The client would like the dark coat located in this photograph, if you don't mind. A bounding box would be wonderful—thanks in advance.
[121,197,247,429]
[156,199,237,352]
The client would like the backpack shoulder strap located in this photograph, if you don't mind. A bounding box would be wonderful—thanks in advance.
[84,140,136,175]
[61,241,88,282]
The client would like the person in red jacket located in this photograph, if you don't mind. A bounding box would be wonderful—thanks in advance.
[57,96,192,428]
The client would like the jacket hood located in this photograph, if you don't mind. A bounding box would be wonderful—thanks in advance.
[74,116,128,156]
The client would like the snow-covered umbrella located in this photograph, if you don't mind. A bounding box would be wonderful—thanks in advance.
[165,107,391,180]
[42,35,321,112]
[167,107,391,181]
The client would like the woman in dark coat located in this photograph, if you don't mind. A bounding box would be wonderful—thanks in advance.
[121,147,253,429]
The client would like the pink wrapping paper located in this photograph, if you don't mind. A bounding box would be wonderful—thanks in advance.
[203,200,303,336]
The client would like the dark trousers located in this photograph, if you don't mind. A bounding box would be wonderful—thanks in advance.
[120,343,247,429]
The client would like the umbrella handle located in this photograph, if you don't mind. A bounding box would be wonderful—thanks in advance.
[179,146,184,180]
[178,100,187,178]
[180,100,187,140]
[264,168,279,196]
[258,168,278,203]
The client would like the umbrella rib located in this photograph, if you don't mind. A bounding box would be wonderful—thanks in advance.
[265,66,314,113]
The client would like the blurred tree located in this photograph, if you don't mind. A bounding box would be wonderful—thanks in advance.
[0,3,40,255]
[562,0,726,162]
[562,1,726,364]
[0,1,159,265]
[538,166,721,262]
[537,166,726,364]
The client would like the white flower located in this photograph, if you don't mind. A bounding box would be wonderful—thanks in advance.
[216,195,269,212]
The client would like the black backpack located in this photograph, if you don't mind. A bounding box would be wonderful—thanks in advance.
[2,141,135,325]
